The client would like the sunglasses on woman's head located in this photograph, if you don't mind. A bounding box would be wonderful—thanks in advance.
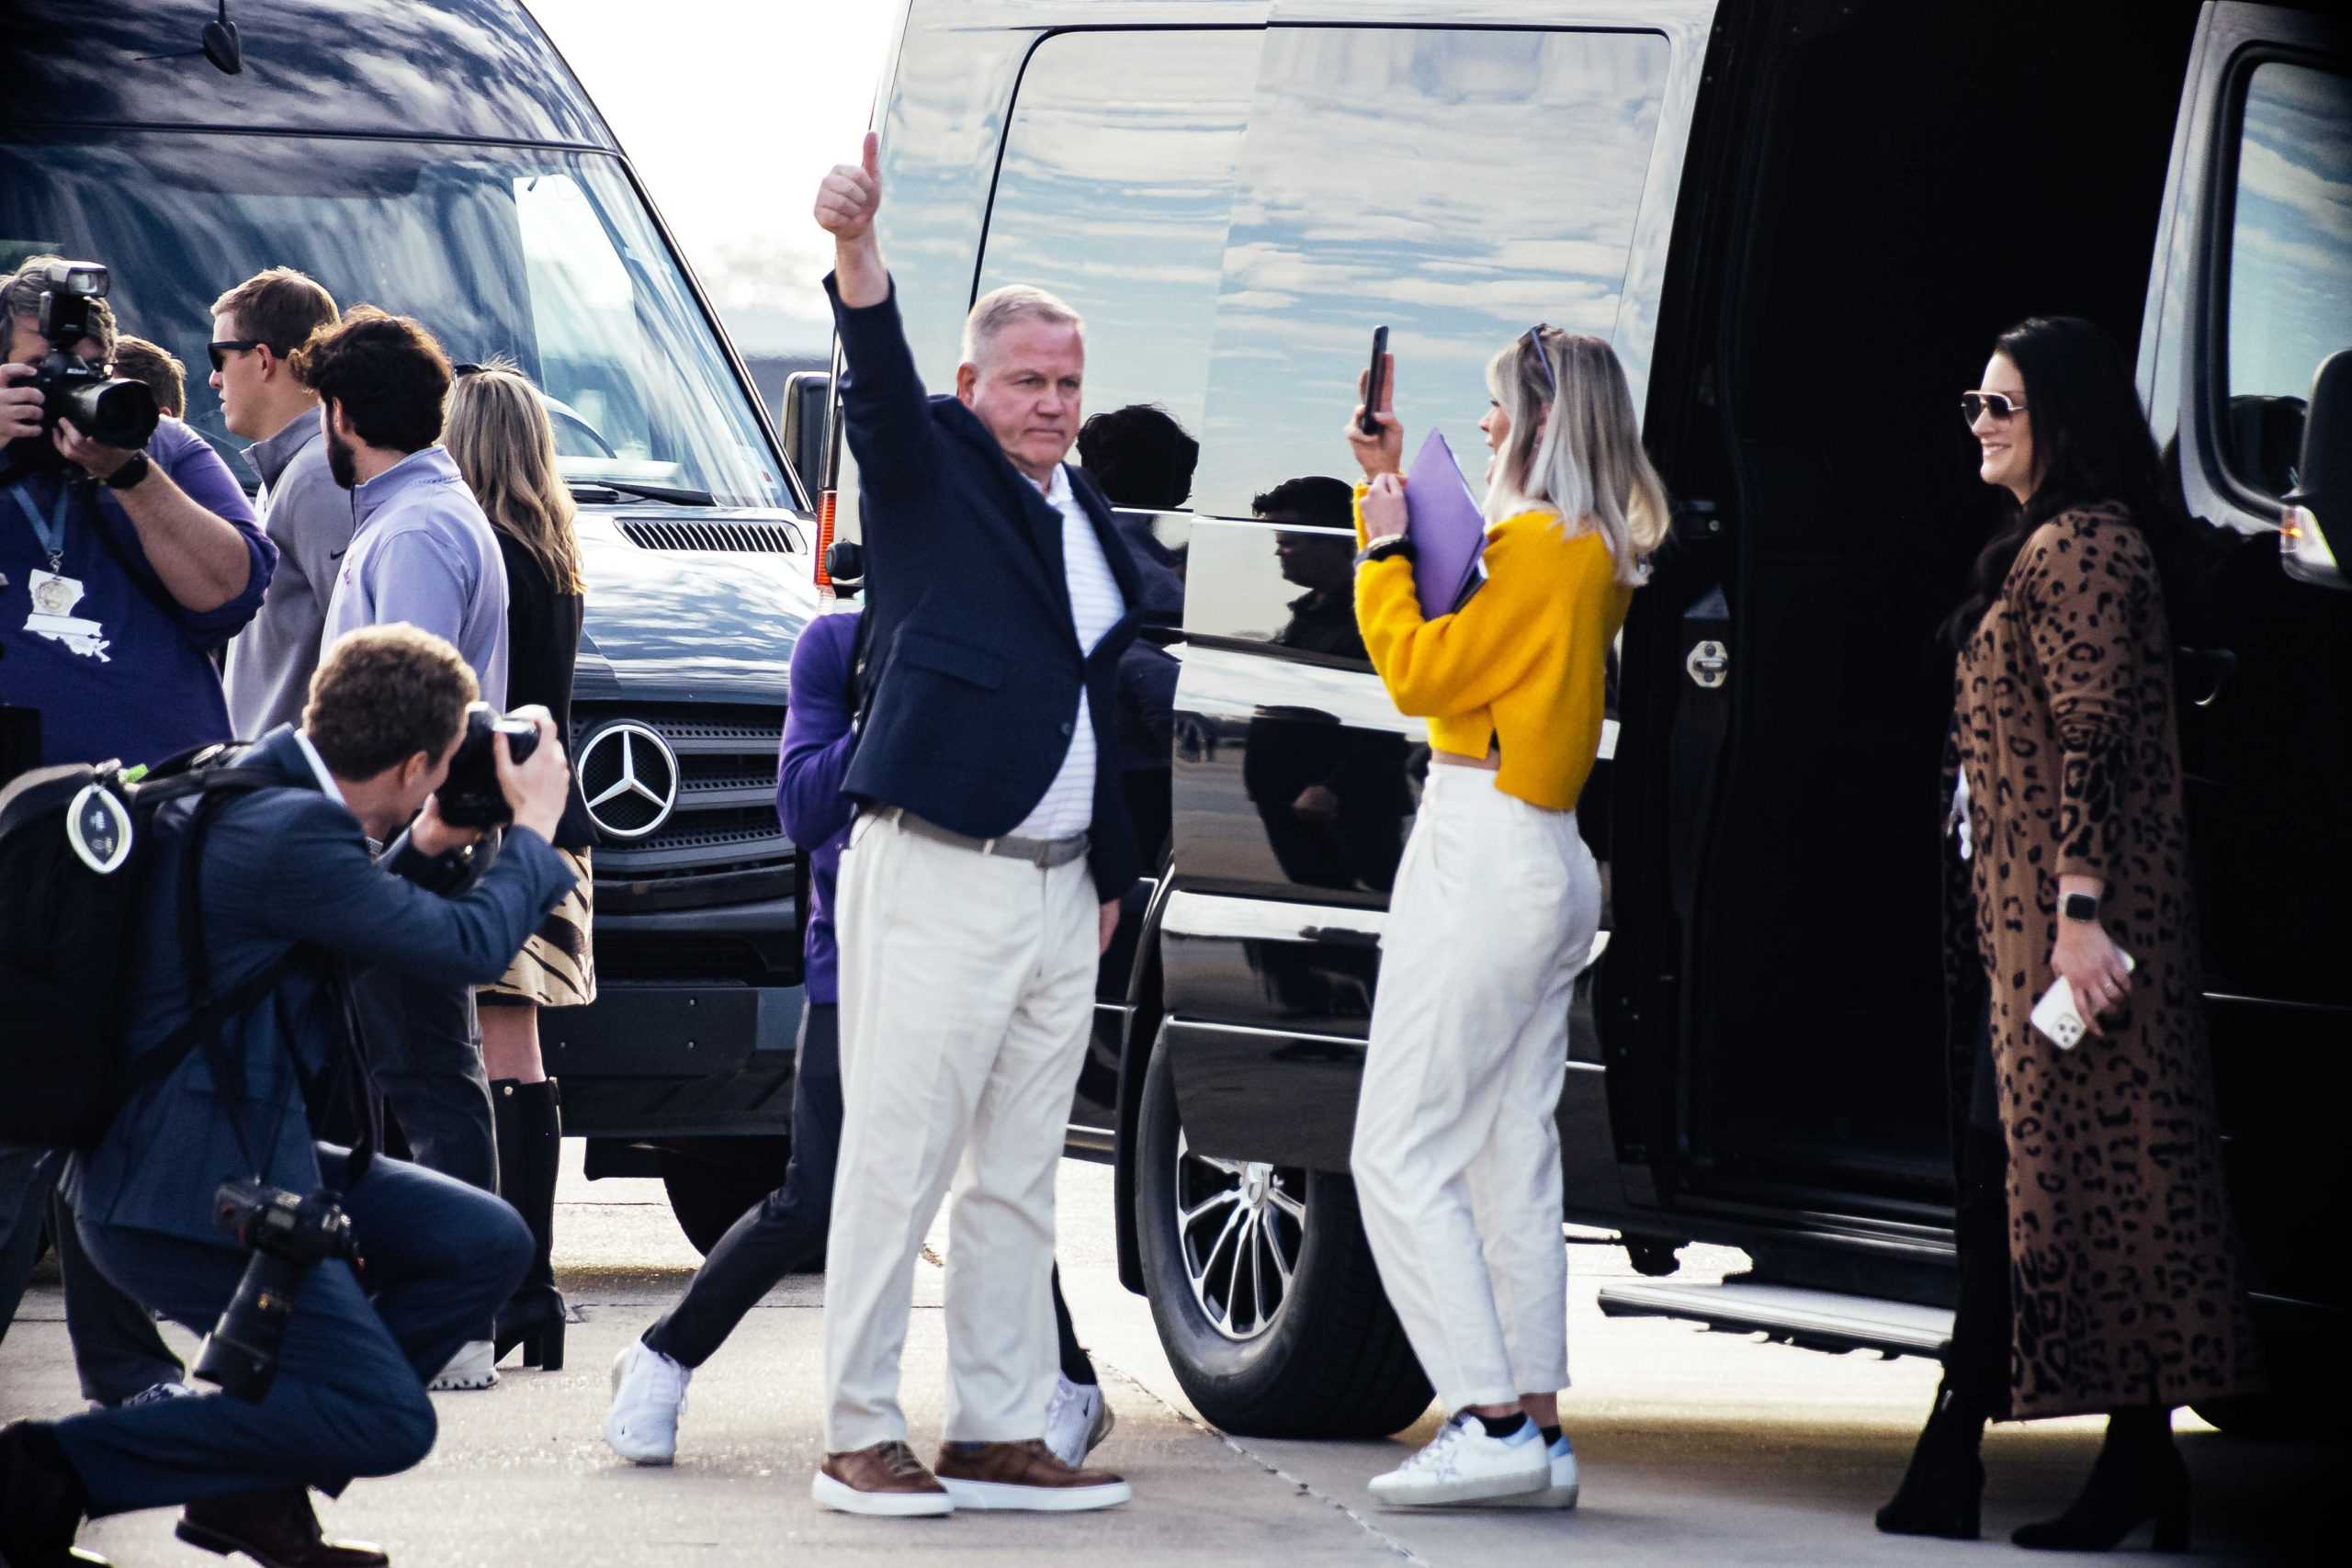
[1961,391,2028,424]
[1521,323,1557,399]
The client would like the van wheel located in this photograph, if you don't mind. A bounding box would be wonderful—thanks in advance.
[1134,1026,1431,1438]
[660,1137,791,1258]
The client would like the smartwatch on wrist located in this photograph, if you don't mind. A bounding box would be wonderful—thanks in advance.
[2061,892,2099,922]
[102,450,151,491]
[1355,536,1415,569]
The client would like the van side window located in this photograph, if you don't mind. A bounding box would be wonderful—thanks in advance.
[2222,61,2352,501]
[977,29,1261,509]
[1190,28,1671,521]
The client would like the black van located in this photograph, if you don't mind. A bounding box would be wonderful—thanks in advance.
[848,0,2350,1438]
[4,0,827,1248]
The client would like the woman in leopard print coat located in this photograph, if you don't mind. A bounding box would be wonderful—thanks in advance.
[1878,318,2261,1553]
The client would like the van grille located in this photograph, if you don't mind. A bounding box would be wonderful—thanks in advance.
[617,518,803,554]
[571,704,791,910]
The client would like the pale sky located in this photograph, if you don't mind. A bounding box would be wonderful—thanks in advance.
[523,0,899,356]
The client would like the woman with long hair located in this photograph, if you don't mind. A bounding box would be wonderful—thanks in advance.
[1877,316,2262,1551]
[1340,326,1667,1508]
[444,357,597,1374]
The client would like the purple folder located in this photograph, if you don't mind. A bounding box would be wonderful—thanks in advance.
[1403,428,1487,617]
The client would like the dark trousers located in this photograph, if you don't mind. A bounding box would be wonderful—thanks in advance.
[1944,998,2012,1416]
[0,1146,183,1405]
[48,1146,529,1517]
[355,970,498,1196]
[644,1004,1095,1384]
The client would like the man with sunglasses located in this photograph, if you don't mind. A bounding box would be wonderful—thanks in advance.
[215,267,349,743]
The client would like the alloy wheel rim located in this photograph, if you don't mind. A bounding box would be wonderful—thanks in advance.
[1173,1129,1306,1341]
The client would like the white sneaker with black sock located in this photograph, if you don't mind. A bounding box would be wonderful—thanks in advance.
[1368,1412,1549,1506]
[1043,1375,1114,1467]
[427,1339,499,1392]
[605,1340,692,1464]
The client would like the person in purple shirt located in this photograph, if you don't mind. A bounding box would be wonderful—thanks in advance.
[605,607,1113,1470]
[2,263,278,1507]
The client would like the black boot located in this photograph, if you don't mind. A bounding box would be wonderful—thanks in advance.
[1876,1381,1985,1540]
[492,1077,566,1371]
[1878,1124,2007,1540]
[0,1420,112,1567]
[2012,1407,2190,1552]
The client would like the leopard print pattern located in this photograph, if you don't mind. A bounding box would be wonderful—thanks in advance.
[1947,505,2261,1420]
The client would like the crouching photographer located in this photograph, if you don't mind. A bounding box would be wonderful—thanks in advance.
[0,625,575,1568]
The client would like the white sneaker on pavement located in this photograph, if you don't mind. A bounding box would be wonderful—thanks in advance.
[1367,1412,1550,1507]
[1493,1432,1580,1509]
[427,1339,499,1392]
[605,1339,692,1465]
[1043,1375,1115,1467]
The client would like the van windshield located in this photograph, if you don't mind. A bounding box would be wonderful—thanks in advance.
[0,132,790,509]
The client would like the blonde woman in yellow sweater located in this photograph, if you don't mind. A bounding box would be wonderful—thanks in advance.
[1341,327,1667,1509]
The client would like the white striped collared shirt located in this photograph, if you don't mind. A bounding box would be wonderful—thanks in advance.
[1012,463,1125,840]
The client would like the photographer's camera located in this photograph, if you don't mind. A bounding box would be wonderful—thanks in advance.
[26,260,161,455]
[193,1180,357,1403]
[434,700,542,829]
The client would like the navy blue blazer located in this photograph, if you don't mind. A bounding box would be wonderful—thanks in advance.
[62,726,573,1249]
[825,274,1146,901]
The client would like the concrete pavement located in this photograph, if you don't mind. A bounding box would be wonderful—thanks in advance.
[2,1152,2333,1564]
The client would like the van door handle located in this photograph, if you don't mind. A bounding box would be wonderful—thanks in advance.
[1685,639,1729,689]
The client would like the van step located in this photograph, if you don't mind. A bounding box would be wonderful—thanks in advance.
[1595,1280,1952,1359]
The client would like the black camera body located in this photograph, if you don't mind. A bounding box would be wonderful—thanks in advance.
[193,1180,357,1403]
[435,701,541,829]
[22,260,160,457]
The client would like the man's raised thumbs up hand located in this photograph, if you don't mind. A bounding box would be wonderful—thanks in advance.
[816,131,888,305]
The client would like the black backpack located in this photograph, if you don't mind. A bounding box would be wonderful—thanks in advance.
[0,745,283,1151]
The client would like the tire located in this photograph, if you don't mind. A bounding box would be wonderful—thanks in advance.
[1133,1025,1431,1438]
[660,1136,792,1258]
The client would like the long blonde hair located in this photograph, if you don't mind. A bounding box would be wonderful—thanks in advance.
[444,355,584,594]
[1482,328,1668,586]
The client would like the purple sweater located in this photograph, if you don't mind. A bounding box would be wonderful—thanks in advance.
[2,417,273,767]
[776,609,860,1005]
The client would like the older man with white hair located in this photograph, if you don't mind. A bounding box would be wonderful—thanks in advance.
[790,133,1143,1517]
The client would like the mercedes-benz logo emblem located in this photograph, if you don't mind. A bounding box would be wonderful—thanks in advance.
[577,720,680,840]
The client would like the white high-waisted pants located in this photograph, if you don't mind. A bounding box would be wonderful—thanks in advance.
[1350,765,1601,1414]
[821,811,1099,1452]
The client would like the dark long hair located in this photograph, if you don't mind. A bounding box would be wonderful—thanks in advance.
[1942,316,2181,647]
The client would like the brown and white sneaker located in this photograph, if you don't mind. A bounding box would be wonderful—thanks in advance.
[932,1438,1132,1512]
[811,1440,955,1517]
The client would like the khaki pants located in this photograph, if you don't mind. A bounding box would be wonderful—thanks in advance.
[1350,767,1600,1414]
[822,811,1097,1451]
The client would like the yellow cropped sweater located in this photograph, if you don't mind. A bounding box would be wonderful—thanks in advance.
[1353,485,1632,811]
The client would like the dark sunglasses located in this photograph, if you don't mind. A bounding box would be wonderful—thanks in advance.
[207,339,264,372]
[1521,323,1557,399]
[1961,390,2028,424]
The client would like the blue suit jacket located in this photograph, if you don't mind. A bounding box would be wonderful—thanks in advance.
[62,727,573,1248]
[826,275,1147,901]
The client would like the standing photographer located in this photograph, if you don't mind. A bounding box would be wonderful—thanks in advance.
[0,626,574,1568]
[1,255,276,1422]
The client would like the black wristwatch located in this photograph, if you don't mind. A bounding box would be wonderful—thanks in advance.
[2062,892,2100,922]
[102,451,151,491]
[1355,536,1416,569]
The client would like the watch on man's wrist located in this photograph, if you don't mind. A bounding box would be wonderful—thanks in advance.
[102,450,151,491]
[2062,892,2100,922]
[1355,536,1415,569]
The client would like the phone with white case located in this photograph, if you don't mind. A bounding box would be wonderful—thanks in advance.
[2030,951,2136,1051]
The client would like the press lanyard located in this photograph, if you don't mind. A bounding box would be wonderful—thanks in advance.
[8,480,72,571]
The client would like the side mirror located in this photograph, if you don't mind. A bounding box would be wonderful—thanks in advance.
[2284,348,2348,590]
[824,537,865,599]
[779,370,833,506]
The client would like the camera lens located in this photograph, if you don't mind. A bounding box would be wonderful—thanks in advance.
[62,376,160,451]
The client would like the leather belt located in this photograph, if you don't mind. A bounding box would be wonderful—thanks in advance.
[878,807,1090,869]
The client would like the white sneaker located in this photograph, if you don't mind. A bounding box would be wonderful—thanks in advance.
[1367,1413,1550,1507]
[1043,1375,1115,1467]
[1494,1433,1580,1509]
[427,1339,499,1392]
[93,1379,197,1414]
[605,1339,692,1465]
